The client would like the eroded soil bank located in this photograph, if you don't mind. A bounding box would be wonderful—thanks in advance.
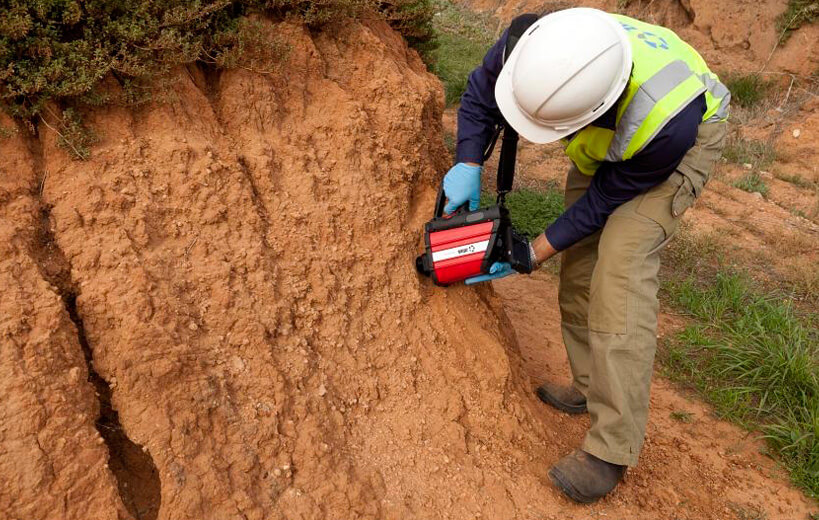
[3,18,563,520]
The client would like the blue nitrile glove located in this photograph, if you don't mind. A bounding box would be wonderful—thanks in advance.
[465,262,514,285]
[443,162,482,214]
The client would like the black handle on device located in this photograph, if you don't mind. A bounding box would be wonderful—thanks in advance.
[435,122,516,217]
[434,183,469,218]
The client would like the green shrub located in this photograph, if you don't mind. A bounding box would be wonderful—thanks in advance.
[383,0,438,58]
[40,107,99,160]
[777,0,819,41]
[724,73,773,109]
[733,171,770,197]
[0,0,436,156]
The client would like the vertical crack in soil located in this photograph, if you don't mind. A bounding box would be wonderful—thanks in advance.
[236,156,268,219]
[31,198,162,520]
[236,155,274,242]
[66,293,162,520]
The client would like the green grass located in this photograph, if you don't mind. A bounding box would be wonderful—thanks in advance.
[724,73,774,109]
[670,410,695,423]
[480,186,564,239]
[428,0,495,105]
[661,271,819,497]
[733,171,770,197]
[722,137,776,169]
[777,0,819,41]
[776,172,819,191]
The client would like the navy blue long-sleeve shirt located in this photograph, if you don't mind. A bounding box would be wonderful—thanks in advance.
[457,30,706,251]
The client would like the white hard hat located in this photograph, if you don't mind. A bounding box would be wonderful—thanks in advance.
[495,8,632,144]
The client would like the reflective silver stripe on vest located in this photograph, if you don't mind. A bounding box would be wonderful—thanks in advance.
[605,60,700,162]
[700,73,731,122]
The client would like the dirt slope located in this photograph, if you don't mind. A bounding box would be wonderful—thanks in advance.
[0,115,129,519]
[2,11,816,520]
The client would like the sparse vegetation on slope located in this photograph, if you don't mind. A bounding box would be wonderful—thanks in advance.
[724,73,774,109]
[722,136,776,169]
[777,0,819,41]
[661,214,819,498]
[662,271,818,497]
[733,170,770,197]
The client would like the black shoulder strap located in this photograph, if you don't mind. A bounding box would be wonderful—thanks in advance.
[489,13,538,201]
[495,124,518,198]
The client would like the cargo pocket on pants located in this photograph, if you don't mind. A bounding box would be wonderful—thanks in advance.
[671,174,698,219]
[636,171,703,256]
[635,172,686,238]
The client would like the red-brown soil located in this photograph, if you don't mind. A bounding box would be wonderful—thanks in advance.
[0,115,130,519]
[1,17,579,520]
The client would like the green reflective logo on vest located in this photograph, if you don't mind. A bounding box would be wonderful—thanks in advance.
[619,22,670,50]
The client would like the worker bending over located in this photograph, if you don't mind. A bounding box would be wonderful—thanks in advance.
[444,7,729,503]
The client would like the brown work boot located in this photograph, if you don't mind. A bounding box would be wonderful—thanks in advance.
[535,382,587,414]
[548,450,626,503]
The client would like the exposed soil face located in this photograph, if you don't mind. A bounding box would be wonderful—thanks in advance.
[0,116,129,519]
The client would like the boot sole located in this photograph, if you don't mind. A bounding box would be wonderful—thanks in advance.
[548,466,597,504]
[535,386,587,415]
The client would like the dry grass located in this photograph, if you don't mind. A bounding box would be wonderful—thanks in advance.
[764,227,817,256]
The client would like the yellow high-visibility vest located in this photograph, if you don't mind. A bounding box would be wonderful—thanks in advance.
[564,14,730,175]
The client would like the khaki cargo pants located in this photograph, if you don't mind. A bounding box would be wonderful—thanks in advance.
[558,121,727,466]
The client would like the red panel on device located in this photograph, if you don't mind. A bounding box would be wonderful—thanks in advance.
[433,251,486,284]
[429,220,495,284]
[429,221,494,250]
[429,234,490,252]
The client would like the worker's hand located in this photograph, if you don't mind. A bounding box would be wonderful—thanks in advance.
[465,262,514,285]
[443,162,482,214]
